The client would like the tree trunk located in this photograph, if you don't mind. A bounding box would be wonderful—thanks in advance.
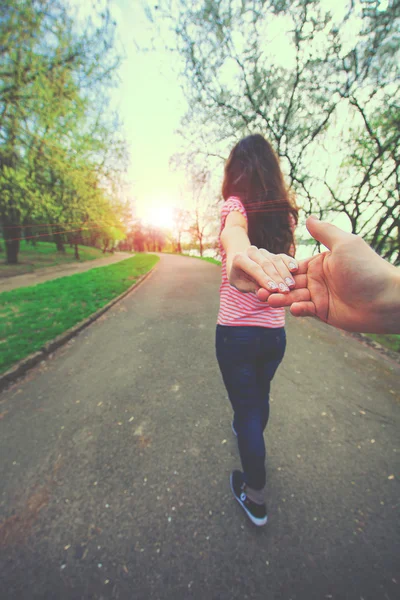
[2,215,22,263]
[53,229,65,253]
[90,231,100,247]
[5,228,21,264]
[74,243,80,260]
[55,237,65,252]
[24,226,35,244]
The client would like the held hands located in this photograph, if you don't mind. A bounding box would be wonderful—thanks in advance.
[228,246,298,295]
[262,216,400,334]
[227,215,400,333]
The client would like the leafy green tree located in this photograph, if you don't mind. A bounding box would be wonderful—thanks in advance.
[0,0,126,264]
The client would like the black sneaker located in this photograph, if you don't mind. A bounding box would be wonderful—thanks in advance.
[230,470,268,527]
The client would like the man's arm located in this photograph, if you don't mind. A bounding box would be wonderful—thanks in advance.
[265,216,400,334]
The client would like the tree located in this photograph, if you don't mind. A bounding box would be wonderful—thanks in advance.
[0,0,126,263]
[323,0,400,264]
[155,0,340,211]
[188,206,214,257]
[325,100,399,264]
[185,167,218,256]
[152,0,400,261]
[172,207,191,253]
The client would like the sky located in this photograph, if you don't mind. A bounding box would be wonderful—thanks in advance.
[109,1,364,228]
[71,0,372,241]
[110,0,189,227]
[68,0,189,227]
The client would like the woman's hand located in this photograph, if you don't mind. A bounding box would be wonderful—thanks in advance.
[221,210,298,294]
[229,246,298,294]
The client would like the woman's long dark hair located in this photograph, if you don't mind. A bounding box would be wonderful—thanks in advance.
[222,134,298,255]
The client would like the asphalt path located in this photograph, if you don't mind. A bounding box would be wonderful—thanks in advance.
[0,254,399,600]
[0,252,133,293]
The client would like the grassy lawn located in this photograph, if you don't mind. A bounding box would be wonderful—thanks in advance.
[0,240,105,278]
[365,333,400,354]
[196,256,221,266]
[165,251,222,266]
[0,254,159,374]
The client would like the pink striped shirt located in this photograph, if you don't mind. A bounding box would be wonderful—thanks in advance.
[217,197,295,328]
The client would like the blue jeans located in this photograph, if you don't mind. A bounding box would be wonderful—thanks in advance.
[216,325,286,490]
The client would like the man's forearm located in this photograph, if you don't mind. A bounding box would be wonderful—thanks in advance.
[375,268,400,334]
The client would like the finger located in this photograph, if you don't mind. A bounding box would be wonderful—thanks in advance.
[292,274,307,288]
[306,216,352,251]
[256,287,270,302]
[294,252,331,275]
[257,274,307,302]
[279,255,299,272]
[246,247,290,292]
[234,253,280,292]
[266,287,311,307]
[290,301,316,318]
[258,249,295,290]
[265,250,296,289]
[295,255,317,274]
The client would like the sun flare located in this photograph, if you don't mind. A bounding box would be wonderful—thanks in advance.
[143,203,175,229]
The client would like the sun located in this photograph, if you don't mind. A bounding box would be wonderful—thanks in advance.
[144,203,175,229]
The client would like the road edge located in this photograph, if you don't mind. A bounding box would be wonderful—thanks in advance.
[0,265,157,393]
[346,330,400,365]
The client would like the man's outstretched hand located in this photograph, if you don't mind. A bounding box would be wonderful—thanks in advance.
[258,216,400,334]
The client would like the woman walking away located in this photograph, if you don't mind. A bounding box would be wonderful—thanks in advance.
[216,134,298,526]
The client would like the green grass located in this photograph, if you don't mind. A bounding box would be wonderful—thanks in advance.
[365,333,400,354]
[181,253,221,266]
[0,240,105,277]
[195,256,221,266]
[0,254,159,374]
[164,251,221,266]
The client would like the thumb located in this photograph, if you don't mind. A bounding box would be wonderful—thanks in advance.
[306,215,351,251]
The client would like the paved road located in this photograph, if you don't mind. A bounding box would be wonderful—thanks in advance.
[0,254,399,600]
[0,252,133,293]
